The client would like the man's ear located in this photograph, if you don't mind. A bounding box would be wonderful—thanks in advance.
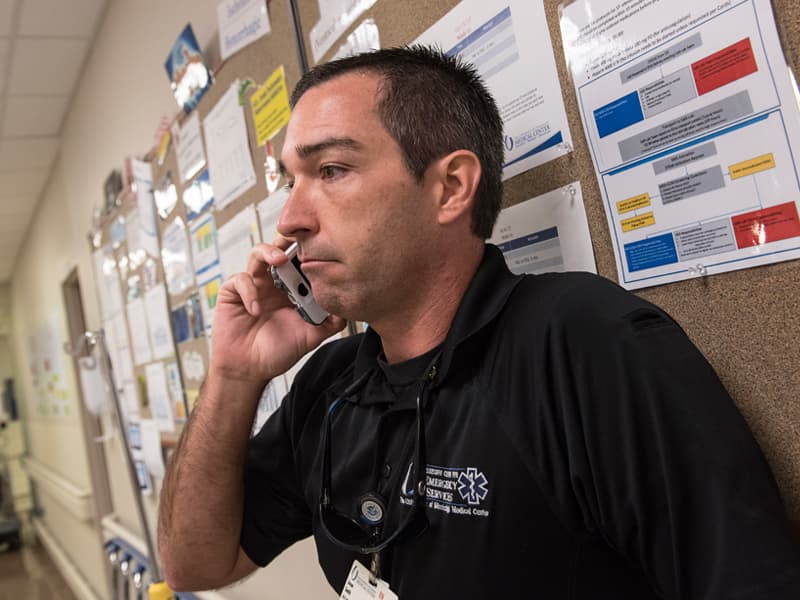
[433,150,482,226]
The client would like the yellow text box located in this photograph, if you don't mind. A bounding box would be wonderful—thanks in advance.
[729,153,775,180]
[250,66,291,146]
[617,193,651,215]
[621,212,656,232]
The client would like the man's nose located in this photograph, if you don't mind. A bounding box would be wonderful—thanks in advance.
[277,179,318,239]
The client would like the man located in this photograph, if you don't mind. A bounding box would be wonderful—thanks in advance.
[158,46,800,598]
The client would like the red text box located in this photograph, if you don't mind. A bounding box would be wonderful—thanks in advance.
[732,201,800,248]
[692,38,758,96]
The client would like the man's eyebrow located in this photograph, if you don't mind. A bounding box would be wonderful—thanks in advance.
[295,136,363,159]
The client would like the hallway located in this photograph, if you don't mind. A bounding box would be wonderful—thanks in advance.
[0,543,78,600]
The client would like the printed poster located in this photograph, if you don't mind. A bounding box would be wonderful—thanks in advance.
[488,182,597,275]
[130,159,160,261]
[173,111,206,184]
[249,66,291,147]
[257,187,289,243]
[190,213,223,337]
[161,216,195,296]
[218,0,272,61]
[416,0,573,179]
[203,80,258,209]
[309,0,377,64]
[165,24,212,113]
[217,204,261,278]
[560,0,800,289]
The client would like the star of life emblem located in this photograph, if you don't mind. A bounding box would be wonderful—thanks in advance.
[457,467,489,505]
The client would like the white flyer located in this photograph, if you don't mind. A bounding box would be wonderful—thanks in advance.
[165,361,186,421]
[144,284,175,360]
[93,245,124,319]
[124,208,144,268]
[310,0,377,64]
[251,376,289,437]
[217,204,261,278]
[190,213,223,337]
[140,418,166,479]
[131,159,160,259]
[161,216,195,296]
[122,381,140,419]
[332,17,380,61]
[190,212,221,275]
[203,81,258,209]
[416,0,573,179]
[488,181,597,275]
[111,313,135,384]
[145,361,176,433]
[218,0,271,61]
[78,357,111,417]
[559,0,800,289]
[257,187,289,243]
[174,111,207,183]
[126,296,152,366]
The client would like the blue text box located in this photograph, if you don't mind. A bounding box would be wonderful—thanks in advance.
[594,91,644,138]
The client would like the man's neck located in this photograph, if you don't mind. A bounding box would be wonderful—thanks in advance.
[374,242,484,364]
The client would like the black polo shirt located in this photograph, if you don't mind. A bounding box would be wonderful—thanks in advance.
[241,244,800,598]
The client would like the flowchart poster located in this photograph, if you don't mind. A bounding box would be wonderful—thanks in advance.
[560,0,800,289]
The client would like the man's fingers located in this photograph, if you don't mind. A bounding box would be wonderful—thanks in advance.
[246,242,292,275]
[220,272,260,316]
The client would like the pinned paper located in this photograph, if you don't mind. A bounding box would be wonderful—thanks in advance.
[165,24,212,113]
[218,205,261,278]
[140,419,166,479]
[145,362,176,433]
[174,111,207,183]
[250,66,291,146]
[161,217,195,296]
[183,169,214,221]
[218,0,272,61]
[203,80,257,209]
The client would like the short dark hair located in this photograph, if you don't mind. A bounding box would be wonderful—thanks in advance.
[291,45,504,239]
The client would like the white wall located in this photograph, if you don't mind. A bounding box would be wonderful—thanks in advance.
[9,1,335,598]
[0,284,13,396]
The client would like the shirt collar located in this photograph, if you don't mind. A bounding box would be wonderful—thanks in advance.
[352,243,523,396]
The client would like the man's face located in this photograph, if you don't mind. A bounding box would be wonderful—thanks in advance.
[277,72,439,323]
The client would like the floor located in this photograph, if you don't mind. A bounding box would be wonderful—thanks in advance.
[0,542,79,600]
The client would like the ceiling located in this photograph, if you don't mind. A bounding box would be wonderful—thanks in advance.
[0,0,108,283]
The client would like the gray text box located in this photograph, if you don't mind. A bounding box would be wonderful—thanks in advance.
[653,142,718,175]
[619,90,753,161]
[674,218,737,260]
[621,33,703,83]
[659,165,725,205]
[640,66,697,119]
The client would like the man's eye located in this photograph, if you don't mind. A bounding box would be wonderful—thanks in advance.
[320,165,345,179]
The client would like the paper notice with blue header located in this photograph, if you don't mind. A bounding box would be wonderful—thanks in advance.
[416,0,572,180]
[489,182,596,275]
[560,0,800,289]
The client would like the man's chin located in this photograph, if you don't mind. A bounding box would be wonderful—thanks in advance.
[315,291,363,324]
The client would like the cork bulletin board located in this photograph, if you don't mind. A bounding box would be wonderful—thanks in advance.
[291,0,800,517]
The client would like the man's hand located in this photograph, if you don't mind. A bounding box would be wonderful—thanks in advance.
[210,241,346,385]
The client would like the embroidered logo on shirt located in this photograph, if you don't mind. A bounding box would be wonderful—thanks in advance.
[400,462,490,518]
[457,467,489,505]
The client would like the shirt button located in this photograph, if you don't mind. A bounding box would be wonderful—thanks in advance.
[382,464,392,479]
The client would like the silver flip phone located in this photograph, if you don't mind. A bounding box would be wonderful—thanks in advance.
[270,242,329,325]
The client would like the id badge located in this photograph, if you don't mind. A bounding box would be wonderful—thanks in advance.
[339,560,399,600]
